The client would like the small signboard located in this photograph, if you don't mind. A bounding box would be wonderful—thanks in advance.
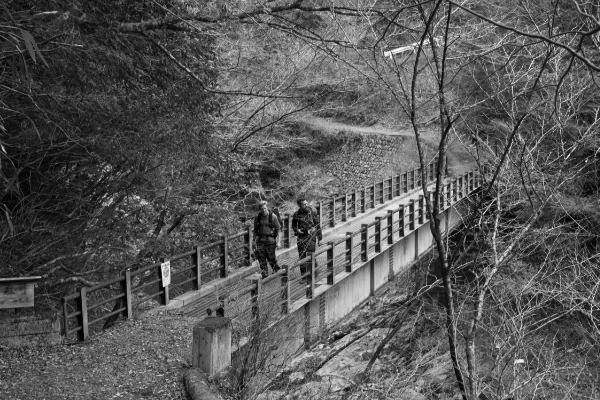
[161,261,171,287]
[0,277,41,309]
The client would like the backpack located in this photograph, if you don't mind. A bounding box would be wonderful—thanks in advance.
[272,207,283,227]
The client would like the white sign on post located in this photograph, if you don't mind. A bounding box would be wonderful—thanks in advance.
[161,260,171,287]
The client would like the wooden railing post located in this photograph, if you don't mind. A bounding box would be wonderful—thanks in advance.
[379,180,385,203]
[330,199,336,227]
[284,214,292,248]
[375,217,382,252]
[360,224,368,262]
[122,269,133,319]
[418,196,424,225]
[250,277,261,320]
[308,253,316,299]
[399,205,405,237]
[411,169,416,190]
[416,168,421,188]
[317,201,323,228]
[352,190,358,217]
[193,246,202,290]
[219,235,229,278]
[469,171,474,192]
[244,225,253,263]
[408,200,415,231]
[403,172,408,193]
[327,242,334,285]
[387,210,393,244]
[446,182,452,208]
[342,194,348,222]
[370,183,376,208]
[429,162,434,182]
[62,298,69,337]
[395,175,401,196]
[345,232,353,272]
[282,265,290,314]
[453,179,457,203]
[78,287,89,341]
[361,188,366,213]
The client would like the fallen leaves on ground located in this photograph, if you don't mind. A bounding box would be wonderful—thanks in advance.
[0,309,198,400]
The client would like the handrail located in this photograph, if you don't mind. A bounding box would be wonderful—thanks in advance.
[62,160,482,341]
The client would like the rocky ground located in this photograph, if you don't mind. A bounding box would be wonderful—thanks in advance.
[250,282,461,400]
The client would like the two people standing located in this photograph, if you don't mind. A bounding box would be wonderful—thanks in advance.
[252,198,322,280]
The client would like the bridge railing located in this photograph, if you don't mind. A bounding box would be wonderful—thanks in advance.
[224,167,485,346]
[62,160,452,341]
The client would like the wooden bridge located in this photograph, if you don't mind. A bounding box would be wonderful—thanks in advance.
[62,161,483,347]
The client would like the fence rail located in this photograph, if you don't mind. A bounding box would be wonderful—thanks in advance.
[62,160,482,341]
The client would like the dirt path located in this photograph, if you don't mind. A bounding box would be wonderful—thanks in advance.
[295,115,477,175]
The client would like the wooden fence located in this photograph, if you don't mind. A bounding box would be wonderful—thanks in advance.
[62,161,453,341]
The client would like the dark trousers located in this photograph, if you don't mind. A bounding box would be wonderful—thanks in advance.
[297,236,317,294]
[255,242,279,278]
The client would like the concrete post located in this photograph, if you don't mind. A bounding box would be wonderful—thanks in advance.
[192,317,232,376]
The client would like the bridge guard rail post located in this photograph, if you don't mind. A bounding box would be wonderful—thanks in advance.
[352,191,358,217]
[395,175,401,197]
[282,265,290,314]
[122,269,133,319]
[327,242,334,285]
[418,196,424,225]
[388,177,393,200]
[244,225,253,263]
[375,217,382,253]
[408,200,415,231]
[309,254,316,299]
[345,232,353,272]
[370,183,376,209]
[402,172,408,193]
[361,188,366,213]
[379,180,385,204]
[342,194,348,222]
[360,224,368,262]
[193,245,202,290]
[250,277,261,320]
[317,201,323,229]
[399,205,405,237]
[387,210,393,244]
[78,287,89,341]
[429,162,434,182]
[330,198,336,227]
[220,236,228,278]
[284,214,292,248]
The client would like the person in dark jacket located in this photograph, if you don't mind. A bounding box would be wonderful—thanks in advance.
[292,198,322,293]
[253,201,281,278]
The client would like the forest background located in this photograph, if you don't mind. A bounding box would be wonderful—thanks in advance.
[1,1,599,399]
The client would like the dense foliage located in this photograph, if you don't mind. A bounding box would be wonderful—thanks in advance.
[1,1,250,308]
